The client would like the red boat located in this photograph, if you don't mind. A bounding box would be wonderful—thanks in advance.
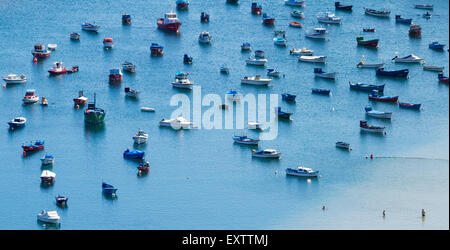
[109,68,123,82]
[48,62,67,75]
[251,2,262,14]
[40,170,55,183]
[22,140,45,155]
[157,12,182,32]
[262,13,275,24]
[137,161,150,173]
[176,0,189,9]
[409,25,421,37]
[73,90,88,105]
[363,28,375,32]
[31,44,50,58]
[368,91,398,103]
[438,73,449,84]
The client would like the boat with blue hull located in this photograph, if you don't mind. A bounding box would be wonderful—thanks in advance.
[429,41,446,50]
[81,23,100,32]
[233,135,259,145]
[8,117,26,129]
[395,15,412,24]
[123,149,145,159]
[398,102,421,110]
[376,68,409,78]
[349,82,384,92]
[102,182,118,196]
[275,107,292,119]
[312,88,330,95]
[369,90,399,103]
[281,93,296,102]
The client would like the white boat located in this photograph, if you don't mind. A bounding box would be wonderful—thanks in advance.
[299,56,327,63]
[267,69,281,77]
[336,141,351,149]
[273,37,287,46]
[392,54,423,63]
[22,90,39,104]
[246,57,267,66]
[198,31,212,44]
[3,74,27,85]
[37,210,60,224]
[364,8,391,17]
[365,106,392,119]
[47,44,57,51]
[40,153,55,165]
[140,107,155,112]
[291,10,305,18]
[290,48,313,56]
[317,12,341,24]
[133,129,148,144]
[254,50,265,58]
[305,28,328,39]
[226,90,242,101]
[248,121,264,130]
[286,166,319,177]
[124,86,139,98]
[241,75,272,86]
[40,170,56,182]
[314,68,337,79]
[252,149,281,158]
[233,135,260,145]
[360,120,385,133]
[172,78,194,89]
[8,117,27,129]
[284,0,305,7]
[423,65,444,72]
[356,61,385,68]
[159,117,193,129]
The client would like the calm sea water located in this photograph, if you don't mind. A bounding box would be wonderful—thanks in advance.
[0,0,448,229]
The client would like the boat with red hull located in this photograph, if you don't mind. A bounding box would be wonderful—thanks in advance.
[48,62,67,75]
[262,13,275,24]
[32,44,50,58]
[369,90,398,103]
[356,37,379,47]
[176,0,189,9]
[251,2,262,14]
[109,68,122,82]
[157,12,182,32]
[22,140,45,155]
[73,91,87,105]
[438,73,449,84]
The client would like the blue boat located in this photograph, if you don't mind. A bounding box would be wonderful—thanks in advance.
[122,14,131,24]
[281,93,296,102]
[150,43,164,55]
[349,82,385,92]
[102,182,118,195]
[398,102,421,110]
[395,15,412,24]
[429,41,446,50]
[275,107,292,119]
[8,117,27,129]
[312,88,330,95]
[81,23,100,32]
[376,68,409,78]
[232,135,259,145]
[183,54,193,64]
[123,149,145,159]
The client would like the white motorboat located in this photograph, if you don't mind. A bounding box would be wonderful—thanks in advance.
[248,121,264,130]
[40,153,55,165]
[267,69,281,77]
[140,107,155,112]
[252,149,281,158]
[172,78,194,89]
[3,74,27,85]
[286,166,319,177]
[198,31,212,44]
[22,90,39,104]
[336,141,351,150]
[241,75,272,86]
[273,37,287,46]
[317,12,342,24]
[159,117,193,129]
[284,0,305,6]
[365,106,392,119]
[314,68,337,79]
[133,129,149,144]
[246,57,267,66]
[356,61,385,68]
[37,210,60,224]
[290,48,313,56]
[299,55,327,63]
[305,28,328,39]
[423,65,444,72]
[392,54,423,63]
[124,86,139,98]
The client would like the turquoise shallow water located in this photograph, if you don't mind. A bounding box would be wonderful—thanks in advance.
[0,0,448,229]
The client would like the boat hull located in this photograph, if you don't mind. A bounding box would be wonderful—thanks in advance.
[286,168,319,177]
[376,69,409,78]
[369,96,399,103]
[157,20,181,32]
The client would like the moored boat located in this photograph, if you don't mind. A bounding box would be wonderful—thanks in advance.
[55,195,68,206]
[317,12,342,24]
[73,90,87,106]
[392,54,423,63]
[360,120,385,133]
[305,28,328,39]
[41,153,55,165]
[289,22,302,28]
[335,2,352,11]
[198,31,212,44]
[398,102,421,110]
[241,75,272,86]
[290,10,305,18]
[122,61,136,73]
[246,57,268,66]
[423,65,444,72]
[220,66,230,74]
[409,24,421,37]
[356,61,385,68]
[356,37,379,47]
[376,68,409,78]
[251,2,262,14]
[314,68,337,79]
[183,54,193,64]
[176,0,189,9]
[395,15,412,24]
[3,74,26,85]
[365,106,392,119]
[8,117,27,129]
[284,0,305,7]
[124,86,139,98]
[200,12,210,22]
[336,141,351,149]
[368,90,398,103]
[226,90,242,101]
[267,69,281,77]
[349,82,385,92]
[312,88,331,95]
[122,14,131,24]
[414,4,433,10]
[429,41,446,50]
[102,182,118,196]
[290,48,313,56]
[281,93,296,102]
[40,170,55,183]
[273,36,287,46]
[141,107,155,112]
[48,62,67,75]
[22,140,44,155]
[84,93,105,124]
[81,22,100,32]
[254,50,265,58]
[103,37,113,49]
[109,68,122,82]
[172,78,194,89]
[248,121,264,130]
[275,107,292,119]
[37,210,60,224]
[299,55,326,63]
[241,42,251,51]
[262,13,275,24]
[286,166,319,177]
[252,149,281,158]
[22,89,39,104]
[159,117,193,129]
[438,73,449,84]
[364,8,390,17]
[70,32,80,40]
[363,28,376,32]
[233,135,259,145]
[138,161,150,173]
[133,129,148,144]
[31,44,50,58]
[150,43,164,56]
[157,12,182,32]
[123,149,145,159]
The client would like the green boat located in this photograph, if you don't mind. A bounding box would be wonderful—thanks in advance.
[84,93,105,124]
[356,36,379,47]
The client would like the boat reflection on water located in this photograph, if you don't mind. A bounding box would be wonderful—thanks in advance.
[37,220,60,230]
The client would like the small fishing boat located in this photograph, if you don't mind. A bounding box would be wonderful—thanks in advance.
[438,73,449,84]
[289,22,302,28]
[363,28,376,32]
[220,66,230,74]
[317,12,342,24]
[251,2,262,14]
[267,69,281,77]
[399,102,421,110]
[241,75,272,86]
[81,22,100,32]
[122,61,136,73]
[23,90,39,104]
[138,161,150,173]
[281,93,296,102]
[368,90,398,103]
[84,94,105,124]
[48,62,67,75]
[47,44,57,51]
[252,149,281,158]
[31,44,50,58]
[226,90,242,101]
[335,2,352,11]
[356,61,385,68]
[133,129,148,144]
[254,50,265,58]
[103,37,113,49]
[275,107,292,119]
[3,74,26,85]
[360,120,385,133]
[336,141,351,149]
[312,88,330,95]
[200,12,210,22]
[41,153,55,165]
[423,65,444,72]
[376,68,409,78]
[37,210,60,224]
[233,135,259,145]
[299,55,327,63]
[40,170,55,183]
[109,68,123,82]
[286,166,319,177]
[395,15,412,24]
[67,66,79,73]
[123,149,145,159]
[274,30,286,36]
[246,57,268,66]
[365,106,392,119]
[8,117,27,129]
[241,42,251,51]
[392,54,423,63]
[226,0,239,4]
[248,121,264,130]
[157,12,182,32]
[73,91,88,106]
[122,14,131,24]
[150,43,164,56]
[314,68,337,79]
[40,97,48,106]
[409,25,421,37]
[349,82,385,92]
[364,8,390,17]
[102,182,118,196]
[70,32,80,40]
[55,195,68,206]
[291,10,305,18]
[284,0,305,7]
[22,140,45,155]
[429,41,446,50]
[198,31,212,44]
[290,48,313,56]
[262,13,275,25]
[414,4,433,10]
[423,11,432,19]
[176,0,189,9]
[356,37,379,47]
[159,117,192,129]
[124,86,139,98]
[141,107,155,112]
[172,78,194,89]
[305,28,328,39]
[183,54,193,64]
